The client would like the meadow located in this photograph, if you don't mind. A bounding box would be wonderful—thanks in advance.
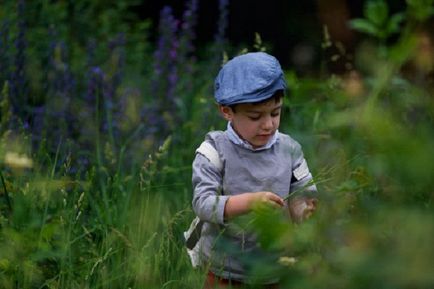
[0,0,433,288]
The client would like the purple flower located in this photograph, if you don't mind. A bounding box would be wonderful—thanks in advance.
[212,0,229,67]
[178,0,198,58]
[154,6,178,73]
[80,66,106,143]
[215,0,229,46]
[28,105,46,147]
[86,66,105,105]
[0,20,11,84]
[85,65,117,142]
[151,5,179,112]
[46,37,76,142]
[152,6,181,132]
[10,0,28,117]
[52,41,74,101]
[169,47,178,59]
[148,1,200,138]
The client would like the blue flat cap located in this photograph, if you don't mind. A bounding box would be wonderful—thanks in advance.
[214,52,286,105]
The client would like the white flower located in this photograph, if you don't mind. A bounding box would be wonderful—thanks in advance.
[278,256,298,267]
[4,152,33,169]
[279,256,297,267]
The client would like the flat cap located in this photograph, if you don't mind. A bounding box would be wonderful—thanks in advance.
[214,52,286,105]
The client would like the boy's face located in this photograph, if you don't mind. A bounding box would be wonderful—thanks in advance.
[220,97,282,148]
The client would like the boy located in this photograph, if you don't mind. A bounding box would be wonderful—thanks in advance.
[192,52,317,288]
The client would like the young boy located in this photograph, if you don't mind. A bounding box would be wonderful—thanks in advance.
[192,52,317,288]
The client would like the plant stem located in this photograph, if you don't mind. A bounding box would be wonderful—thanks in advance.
[0,168,12,213]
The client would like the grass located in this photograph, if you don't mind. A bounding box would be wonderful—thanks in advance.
[1,1,434,288]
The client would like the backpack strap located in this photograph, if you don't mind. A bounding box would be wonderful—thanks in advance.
[195,141,223,171]
[184,215,203,251]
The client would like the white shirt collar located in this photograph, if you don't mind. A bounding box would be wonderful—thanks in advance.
[226,122,279,151]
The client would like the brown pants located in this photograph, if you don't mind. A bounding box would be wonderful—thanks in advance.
[203,271,279,289]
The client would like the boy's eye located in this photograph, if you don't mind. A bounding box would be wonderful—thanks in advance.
[271,112,280,117]
[248,116,260,121]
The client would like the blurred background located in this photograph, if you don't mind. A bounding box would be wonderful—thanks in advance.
[135,0,407,68]
[0,0,433,288]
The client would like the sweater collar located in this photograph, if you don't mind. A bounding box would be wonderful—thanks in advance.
[225,122,278,151]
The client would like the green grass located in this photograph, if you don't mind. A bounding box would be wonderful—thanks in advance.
[1,1,434,288]
[2,60,433,287]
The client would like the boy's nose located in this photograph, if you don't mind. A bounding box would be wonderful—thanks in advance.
[261,116,274,130]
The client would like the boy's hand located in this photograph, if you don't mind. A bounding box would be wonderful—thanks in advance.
[250,191,285,208]
[224,191,284,219]
[289,196,317,223]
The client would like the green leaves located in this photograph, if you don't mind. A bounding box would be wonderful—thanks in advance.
[365,0,389,26]
[407,0,434,21]
[349,19,379,37]
[386,13,406,34]
[350,0,434,40]
[349,0,404,40]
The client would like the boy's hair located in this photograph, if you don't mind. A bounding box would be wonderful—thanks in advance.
[227,89,284,113]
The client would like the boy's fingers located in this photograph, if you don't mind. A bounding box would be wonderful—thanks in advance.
[273,199,284,207]
[272,195,285,207]
[266,193,284,207]
[255,192,284,208]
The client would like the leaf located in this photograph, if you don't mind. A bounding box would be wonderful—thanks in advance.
[386,13,405,35]
[406,0,434,11]
[365,0,389,26]
[389,34,418,64]
[349,19,380,37]
[407,0,434,21]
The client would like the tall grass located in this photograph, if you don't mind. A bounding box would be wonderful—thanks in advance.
[1,0,434,288]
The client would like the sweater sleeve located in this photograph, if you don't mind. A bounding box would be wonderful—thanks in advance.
[290,142,317,197]
[192,152,229,225]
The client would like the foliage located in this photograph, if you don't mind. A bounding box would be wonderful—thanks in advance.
[407,0,434,21]
[0,0,433,288]
[350,0,405,41]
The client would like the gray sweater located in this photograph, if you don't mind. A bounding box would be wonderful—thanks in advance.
[192,130,316,283]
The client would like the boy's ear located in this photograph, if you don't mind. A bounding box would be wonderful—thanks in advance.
[219,105,234,121]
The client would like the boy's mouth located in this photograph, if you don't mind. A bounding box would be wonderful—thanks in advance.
[256,134,272,140]
[258,130,274,136]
